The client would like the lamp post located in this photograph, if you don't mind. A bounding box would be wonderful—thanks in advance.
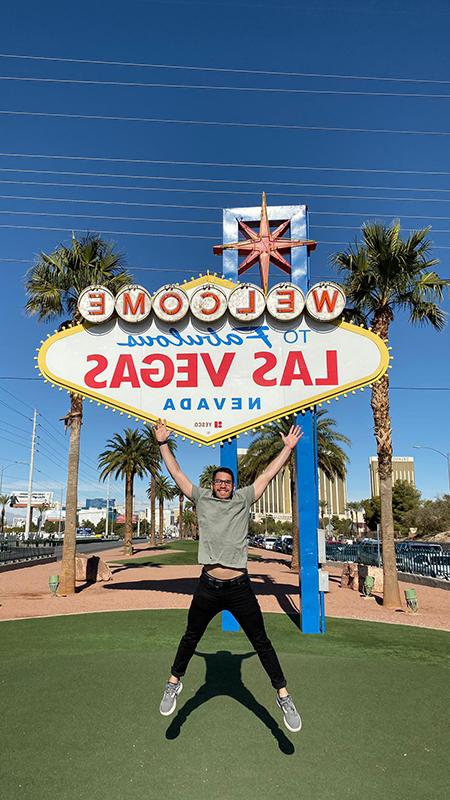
[0,461,27,492]
[413,445,450,492]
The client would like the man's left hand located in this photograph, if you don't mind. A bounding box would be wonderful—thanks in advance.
[280,425,303,450]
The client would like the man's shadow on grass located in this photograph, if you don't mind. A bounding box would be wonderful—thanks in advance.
[165,650,295,755]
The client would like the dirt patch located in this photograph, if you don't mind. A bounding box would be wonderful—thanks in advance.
[0,543,449,631]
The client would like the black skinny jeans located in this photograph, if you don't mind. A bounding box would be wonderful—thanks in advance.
[171,571,287,690]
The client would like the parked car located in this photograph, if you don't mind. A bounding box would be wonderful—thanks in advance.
[282,536,293,555]
[264,537,278,551]
[273,538,284,552]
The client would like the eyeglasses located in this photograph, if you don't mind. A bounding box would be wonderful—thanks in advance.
[213,479,233,486]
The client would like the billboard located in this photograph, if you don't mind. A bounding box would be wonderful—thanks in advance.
[37,275,389,445]
[11,491,54,508]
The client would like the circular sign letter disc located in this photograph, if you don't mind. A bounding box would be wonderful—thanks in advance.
[153,286,189,322]
[228,284,266,321]
[190,285,228,322]
[115,285,152,322]
[78,285,115,323]
[266,283,305,321]
[305,282,346,321]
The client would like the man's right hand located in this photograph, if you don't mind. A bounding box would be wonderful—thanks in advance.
[154,418,171,443]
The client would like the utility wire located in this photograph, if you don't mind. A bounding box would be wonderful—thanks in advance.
[0,52,448,85]
[2,193,450,223]
[2,166,450,194]
[5,177,450,204]
[2,150,450,178]
[1,74,450,99]
[2,109,450,137]
[1,211,450,237]
[2,222,450,248]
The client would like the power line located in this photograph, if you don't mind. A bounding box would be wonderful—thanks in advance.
[2,109,450,137]
[3,150,450,177]
[1,73,450,99]
[2,193,450,223]
[0,397,33,421]
[0,52,449,85]
[0,383,36,413]
[1,210,450,238]
[5,177,450,204]
[3,165,450,194]
[2,222,450,249]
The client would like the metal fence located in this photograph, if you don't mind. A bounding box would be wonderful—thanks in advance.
[326,543,450,581]
[0,541,55,565]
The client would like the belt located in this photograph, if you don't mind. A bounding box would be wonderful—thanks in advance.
[201,569,249,589]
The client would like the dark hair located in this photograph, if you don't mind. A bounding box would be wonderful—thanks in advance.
[211,467,235,484]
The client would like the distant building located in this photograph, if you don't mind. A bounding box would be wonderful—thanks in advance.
[237,448,348,521]
[369,456,415,498]
[85,497,116,509]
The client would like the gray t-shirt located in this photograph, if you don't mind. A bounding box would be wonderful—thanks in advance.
[191,484,255,569]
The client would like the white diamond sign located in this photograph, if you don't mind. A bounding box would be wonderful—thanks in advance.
[37,275,389,445]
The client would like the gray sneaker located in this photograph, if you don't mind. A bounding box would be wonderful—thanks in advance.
[160,681,183,716]
[276,694,302,732]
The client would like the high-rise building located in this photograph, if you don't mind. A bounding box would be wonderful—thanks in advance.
[369,456,415,498]
[237,448,348,521]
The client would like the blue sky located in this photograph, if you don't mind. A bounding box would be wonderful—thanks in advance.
[0,0,449,513]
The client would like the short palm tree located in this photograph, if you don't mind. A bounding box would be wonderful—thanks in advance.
[239,410,350,572]
[98,428,150,556]
[152,475,177,545]
[25,233,132,594]
[346,501,363,537]
[142,427,177,546]
[199,464,219,488]
[333,220,448,607]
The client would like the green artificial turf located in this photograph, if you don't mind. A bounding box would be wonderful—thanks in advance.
[1,610,449,800]
[112,539,283,567]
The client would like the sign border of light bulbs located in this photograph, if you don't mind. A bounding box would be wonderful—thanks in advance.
[37,275,390,445]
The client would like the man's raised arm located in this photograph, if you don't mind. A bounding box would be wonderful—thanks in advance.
[154,419,193,499]
[253,425,303,502]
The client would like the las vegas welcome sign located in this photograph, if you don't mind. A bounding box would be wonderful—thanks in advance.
[37,275,389,445]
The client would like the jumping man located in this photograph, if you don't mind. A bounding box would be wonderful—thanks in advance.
[156,419,303,733]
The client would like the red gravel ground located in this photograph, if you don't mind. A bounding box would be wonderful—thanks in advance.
[0,544,449,630]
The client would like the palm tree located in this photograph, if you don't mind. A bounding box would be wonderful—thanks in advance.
[152,475,177,545]
[25,233,131,594]
[332,221,448,607]
[239,410,350,571]
[199,464,219,488]
[142,426,177,546]
[0,494,11,534]
[98,428,149,556]
[346,501,362,538]
[318,499,328,528]
[183,501,198,539]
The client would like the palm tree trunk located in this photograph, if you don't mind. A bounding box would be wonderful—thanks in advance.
[371,311,402,609]
[149,475,156,547]
[159,498,164,545]
[178,494,184,539]
[124,472,134,556]
[58,394,82,596]
[1,507,4,534]
[289,461,299,572]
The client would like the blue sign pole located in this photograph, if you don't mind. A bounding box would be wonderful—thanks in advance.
[291,210,321,634]
[220,207,241,633]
